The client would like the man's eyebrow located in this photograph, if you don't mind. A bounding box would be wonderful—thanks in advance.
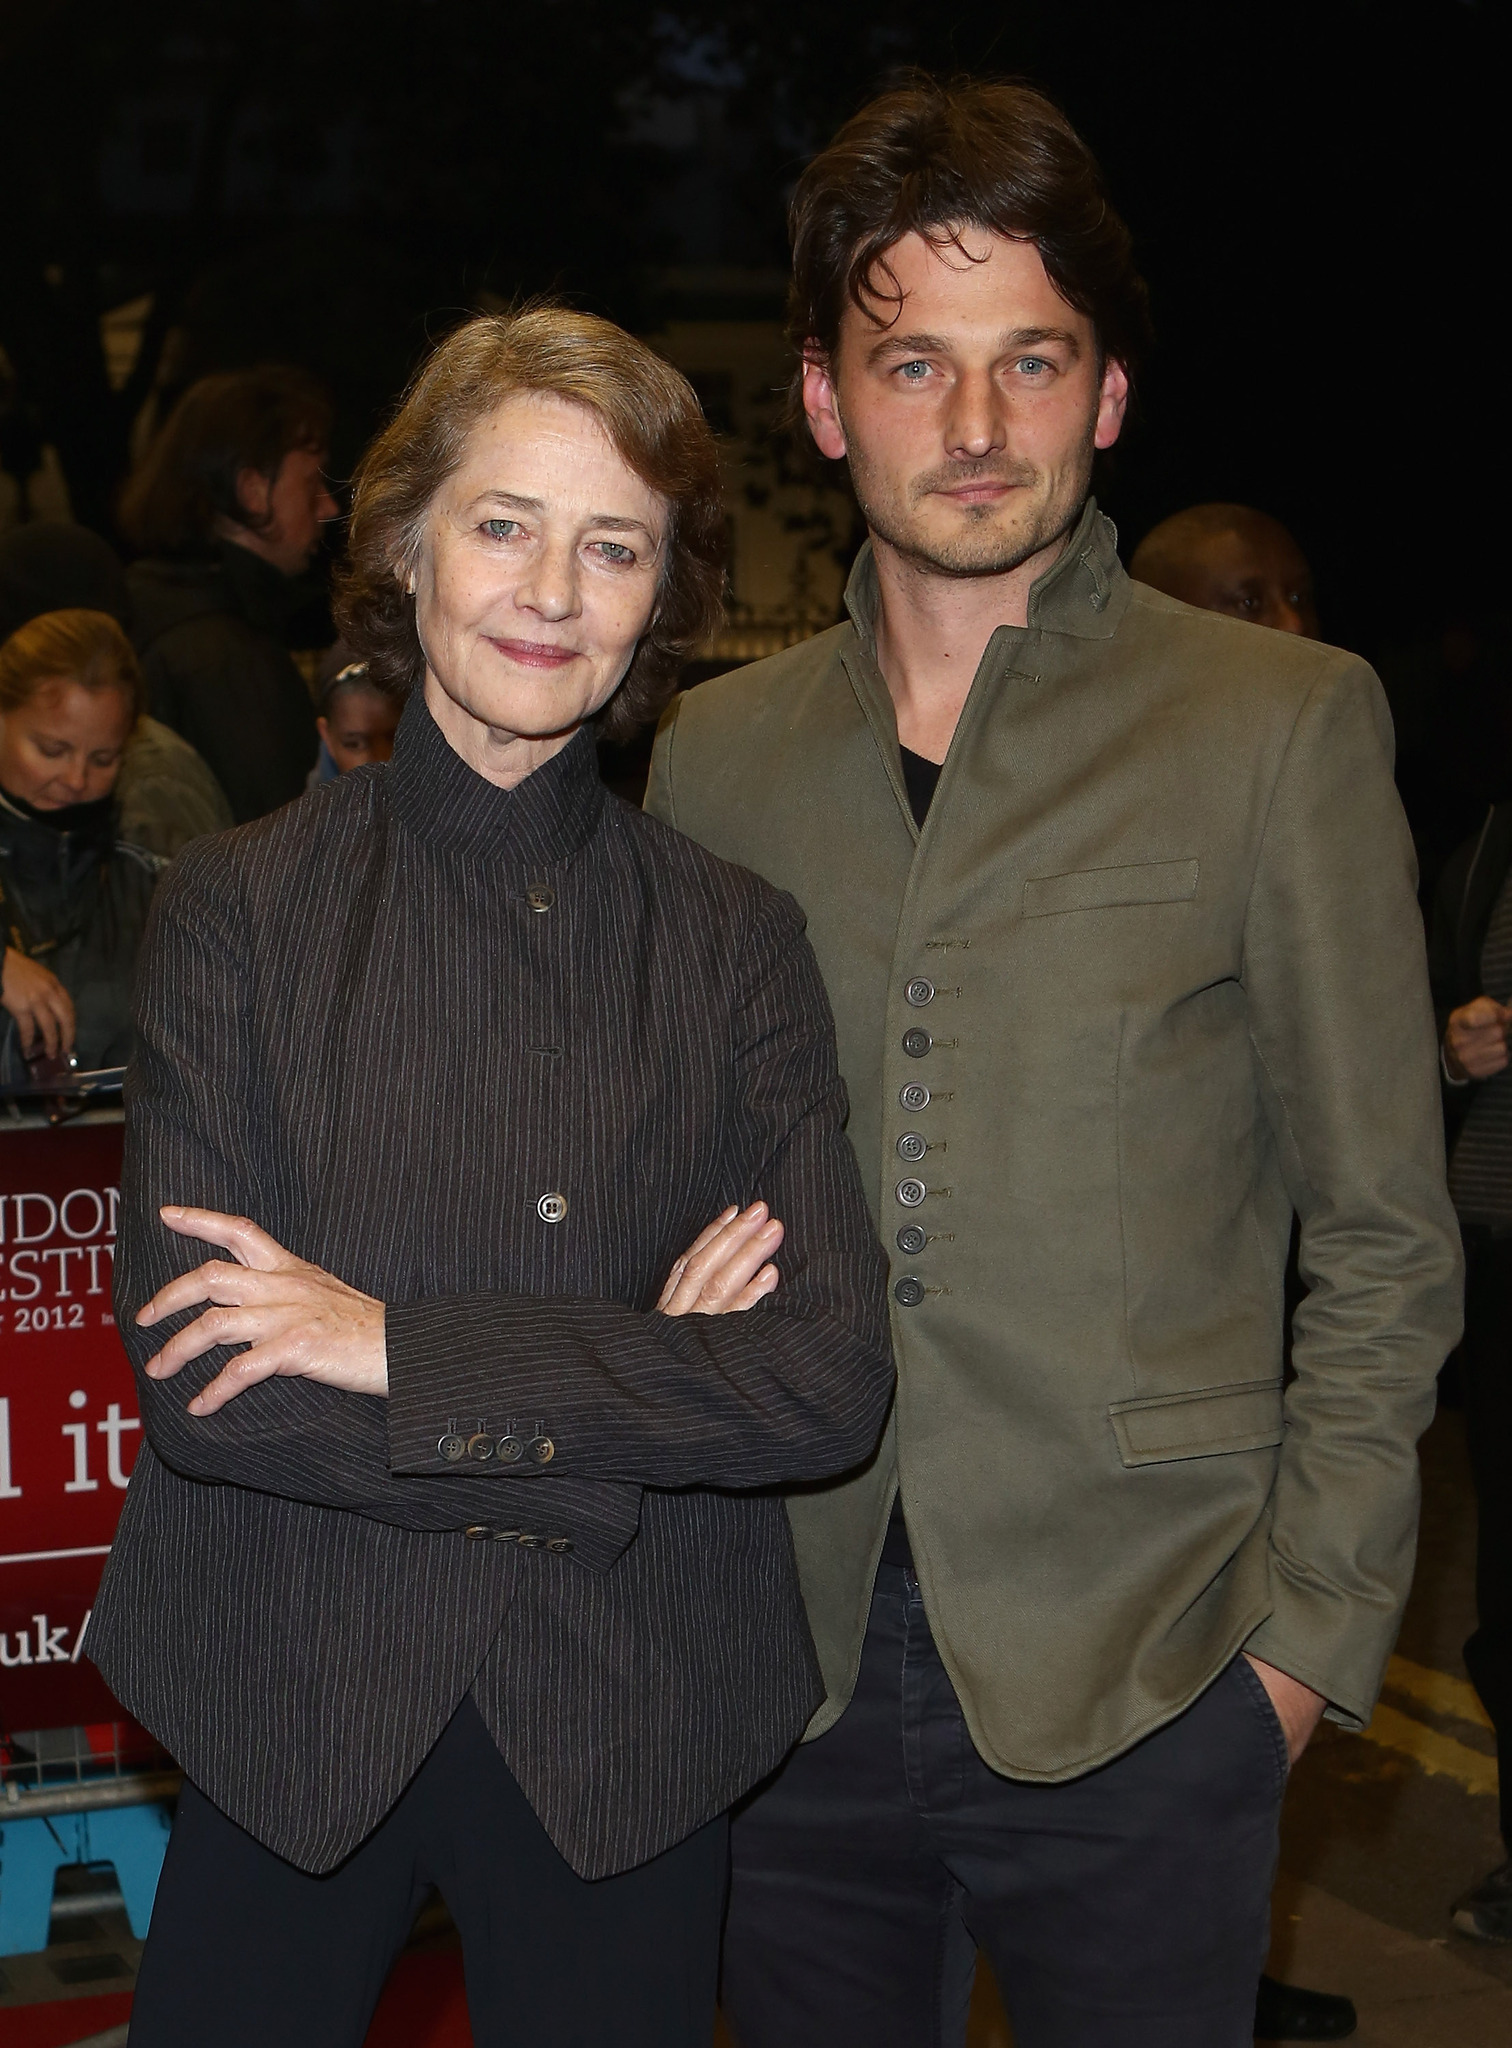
[468,489,659,539]
[867,325,1083,362]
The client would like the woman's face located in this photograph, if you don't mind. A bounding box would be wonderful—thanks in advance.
[411,391,666,786]
[0,678,135,809]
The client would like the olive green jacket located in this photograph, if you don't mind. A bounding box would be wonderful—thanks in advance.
[646,501,1462,1777]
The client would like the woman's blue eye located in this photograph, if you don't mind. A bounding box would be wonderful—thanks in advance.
[595,542,635,564]
[481,518,520,540]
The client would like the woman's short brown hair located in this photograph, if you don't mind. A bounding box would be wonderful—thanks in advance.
[0,608,144,722]
[788,75,1152,404]
[335,307,726,742]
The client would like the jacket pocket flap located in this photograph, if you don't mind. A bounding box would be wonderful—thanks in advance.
[1107,1379,1283,1467]
[1023,859,1199,917]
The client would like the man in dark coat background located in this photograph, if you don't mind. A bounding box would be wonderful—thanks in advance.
[120,365,333,822]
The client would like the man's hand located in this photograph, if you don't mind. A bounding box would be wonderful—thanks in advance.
[1243,1653,1326,1766]
[138,1206,387,1414]
[2,946,76,1059]
[658,1202,784,1316]
[1444,995,1512,1081]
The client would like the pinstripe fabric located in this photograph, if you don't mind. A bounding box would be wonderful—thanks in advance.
[88,690,893,1879]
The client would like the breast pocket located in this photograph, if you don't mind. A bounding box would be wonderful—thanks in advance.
[1022,859,1200,917]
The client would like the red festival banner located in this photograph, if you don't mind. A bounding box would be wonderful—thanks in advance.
[0,1115,137,1729]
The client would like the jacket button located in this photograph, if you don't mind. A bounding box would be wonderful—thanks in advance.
[531,1436,555,1465]
[517,1533,543,1548]
[526,884,555,912]
[437,1433,467,1463]
[462,1525,492,1541]
[896,1178,926,1208]
[493,1528,523,1542]
[905,978,935,1007]
[902,1028,932,1059]
[896,1224,926,1255]
[899,1082,930,1110]
[466,1433,494,1462]
[896,1131,927,1162]
[894,1277,926,1308]
[538,1191,568,1224]
[546,1537,573,1554]
[497,1435,524,1464]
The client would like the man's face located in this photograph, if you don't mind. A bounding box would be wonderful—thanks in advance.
[1169,527,1319,637]
[232,446,339,577]
[803,228,1128,582]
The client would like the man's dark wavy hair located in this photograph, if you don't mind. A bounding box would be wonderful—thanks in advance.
[119,364,332,559]
[787,75,1152,408]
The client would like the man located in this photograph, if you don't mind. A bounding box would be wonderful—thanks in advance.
[1430,823,1512,1943]
[1130,502,1319,637]
[647,78,1461,2048]
[120,366,335,821]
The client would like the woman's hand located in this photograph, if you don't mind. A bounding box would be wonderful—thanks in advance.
[2,946,76,1059]
[658,1202,784,1316]
[1444,996,1512,1082]
[137,1206,387,1414]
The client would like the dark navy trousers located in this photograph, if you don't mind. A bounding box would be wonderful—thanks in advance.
[131,1697,727,2048]
[722,1564,1286,2048]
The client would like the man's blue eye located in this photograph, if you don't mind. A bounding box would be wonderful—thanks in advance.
[1019,357,1049,375]
[898,361,930,380]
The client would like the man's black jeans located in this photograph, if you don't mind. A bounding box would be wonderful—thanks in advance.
[723,1564,1285,2048]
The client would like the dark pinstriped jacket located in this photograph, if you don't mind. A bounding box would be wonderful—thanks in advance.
[88,692,892,1878]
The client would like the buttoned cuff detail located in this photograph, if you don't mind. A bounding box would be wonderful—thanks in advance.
[435,1422,556,1468]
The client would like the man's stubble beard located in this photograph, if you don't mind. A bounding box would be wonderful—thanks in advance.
[843,413,1099,583]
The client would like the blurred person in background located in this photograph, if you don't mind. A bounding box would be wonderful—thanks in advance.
[1430,815,1512,1943]
[120,365,335,823]
[0,608,162,1086]
[309,653,401,782]
[1129,504,1319,638]
[0,521,232,856]
[1131,501,1360,2040]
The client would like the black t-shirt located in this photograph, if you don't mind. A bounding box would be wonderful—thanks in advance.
[881,745,943,1570]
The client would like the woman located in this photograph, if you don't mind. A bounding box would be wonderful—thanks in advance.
[0,607,162,1088]
[88,308,892,2048]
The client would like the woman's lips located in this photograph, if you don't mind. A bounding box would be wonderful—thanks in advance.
[486,637,579,669]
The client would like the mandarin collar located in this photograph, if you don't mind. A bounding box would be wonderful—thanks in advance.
[844,497,1131,650]
[389,689,606,867]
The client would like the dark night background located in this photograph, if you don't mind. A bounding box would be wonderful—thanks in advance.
[1,0,1505,869]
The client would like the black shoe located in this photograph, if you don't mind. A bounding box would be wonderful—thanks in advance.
[1254,1973,1358,2041]
[1451,1859,1512,1943]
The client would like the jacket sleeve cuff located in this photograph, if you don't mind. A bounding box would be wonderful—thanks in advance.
[1242,1579,1393,1731]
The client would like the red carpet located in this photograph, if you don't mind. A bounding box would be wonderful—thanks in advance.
[3,1954,473,2047]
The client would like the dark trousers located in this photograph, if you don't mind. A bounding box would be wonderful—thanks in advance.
[131,1697,727,2048]
[723,1566,1285,2048]
[1461,1229,1512,1849]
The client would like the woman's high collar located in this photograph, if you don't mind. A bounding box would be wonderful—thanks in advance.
[388,686,606,868]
